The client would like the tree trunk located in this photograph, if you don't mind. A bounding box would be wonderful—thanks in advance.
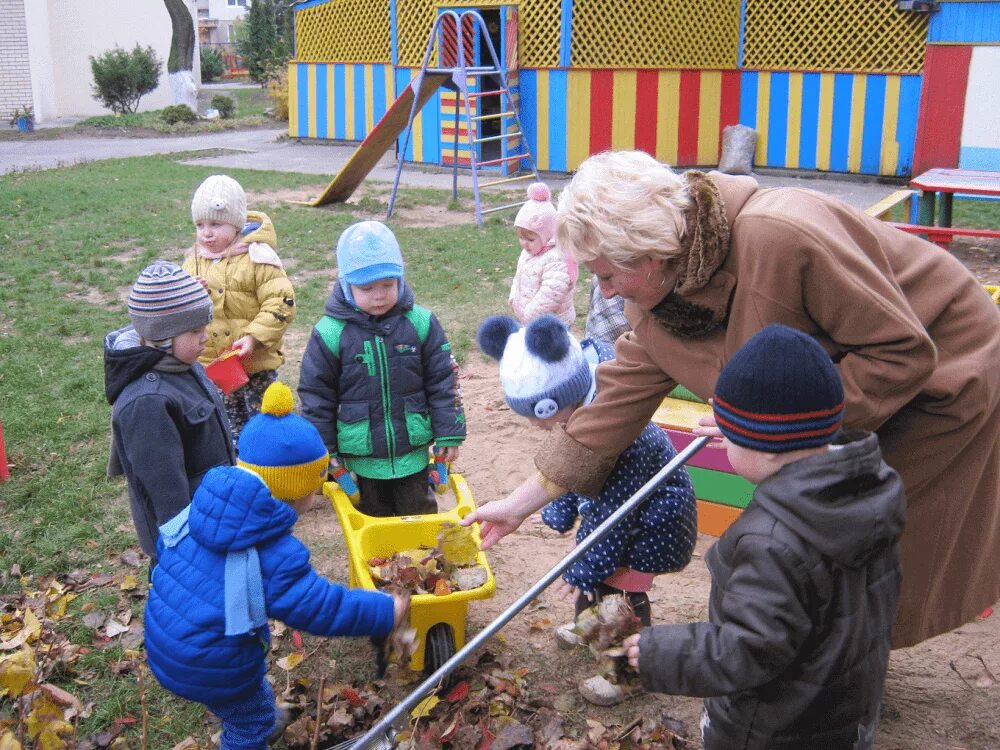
[164,0,198,110]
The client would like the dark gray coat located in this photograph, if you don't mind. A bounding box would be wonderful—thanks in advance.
[638,432,905,750]
[104,327,235,564]
[298,282,465,477]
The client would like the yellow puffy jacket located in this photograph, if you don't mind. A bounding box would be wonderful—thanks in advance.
[182,211,295,375]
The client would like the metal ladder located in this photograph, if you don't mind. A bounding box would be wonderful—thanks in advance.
[387,9,540,228]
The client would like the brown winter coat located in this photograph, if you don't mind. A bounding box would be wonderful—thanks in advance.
[537,171,1000,648]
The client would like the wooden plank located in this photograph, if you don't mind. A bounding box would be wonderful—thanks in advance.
[864,189,916,219]
[688,467,755,509]
[696,500,742,537]
[305,72,451,207]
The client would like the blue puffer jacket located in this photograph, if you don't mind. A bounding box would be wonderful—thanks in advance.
[542,339,698,592]
[144,466,395,705]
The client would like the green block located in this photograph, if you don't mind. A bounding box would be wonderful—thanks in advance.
[688,466,755,509]
[667,384,705,404]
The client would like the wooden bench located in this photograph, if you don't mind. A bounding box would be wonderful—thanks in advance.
[890,222,1000,249]
[864,189,917,221]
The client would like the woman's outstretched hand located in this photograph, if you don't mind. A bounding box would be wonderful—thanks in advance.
[460,473,559,549]
[692,400,723,438]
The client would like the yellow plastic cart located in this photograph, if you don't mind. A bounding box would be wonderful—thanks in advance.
[323,473,496,675]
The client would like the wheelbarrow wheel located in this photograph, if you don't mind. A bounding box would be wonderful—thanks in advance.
[424,623,456,688]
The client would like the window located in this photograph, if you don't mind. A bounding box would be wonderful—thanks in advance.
[228,0,247,6]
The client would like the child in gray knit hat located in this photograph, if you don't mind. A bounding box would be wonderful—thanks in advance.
[182,174,296,446]
[103,260,236,568]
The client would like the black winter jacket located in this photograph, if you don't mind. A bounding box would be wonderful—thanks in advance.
[104,326,235,563]
[298,282,465,480]
[638,432,905,750]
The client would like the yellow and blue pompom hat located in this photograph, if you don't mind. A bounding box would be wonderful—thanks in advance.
[237,382,329,503]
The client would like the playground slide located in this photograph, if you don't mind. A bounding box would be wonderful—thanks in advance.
[304,71,452,207]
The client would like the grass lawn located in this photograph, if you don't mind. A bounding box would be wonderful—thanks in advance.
[0,155,577,748]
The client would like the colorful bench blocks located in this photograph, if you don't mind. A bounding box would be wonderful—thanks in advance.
[653,395,755,537]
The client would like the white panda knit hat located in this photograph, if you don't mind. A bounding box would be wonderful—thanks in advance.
[477,315,592,419]
[191,174,247,228]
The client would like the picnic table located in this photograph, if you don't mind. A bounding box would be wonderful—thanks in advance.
[889,168,1000,248]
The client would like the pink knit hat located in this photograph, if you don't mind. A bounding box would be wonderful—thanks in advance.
[514,183,557,247]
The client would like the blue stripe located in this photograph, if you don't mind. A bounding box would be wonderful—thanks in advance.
[390,0,398,66]
[930,2,1000,43]
[395,67,413,162]
[829,73,853,173]
[549,69,568,172]
[518,69,537,170]
[353,65,366,138]
[292,0,331,10]
[895,75,922,176]
[559,0,573,67]
[296,63,309,138]
[798,72,820,170]
[737,0,748,67]
[860,74,885,175]
[334,64,346,139]
[315,64,328,139]
[739,71,758,128]
[373,63,387,122]
[767,72,789,168]
[422,84,441,164]
[960,146,1000,171]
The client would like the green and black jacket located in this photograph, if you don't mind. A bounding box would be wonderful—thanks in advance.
[298,281,465,480]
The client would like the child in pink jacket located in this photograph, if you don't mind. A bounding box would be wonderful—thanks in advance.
[508,182,578,326]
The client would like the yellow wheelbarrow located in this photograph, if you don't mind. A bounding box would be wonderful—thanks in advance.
[323,473,496,676]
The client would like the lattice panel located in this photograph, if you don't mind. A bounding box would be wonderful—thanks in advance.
[743,0,928,73]
[396,0,438,67]
[519,0,561,68]
[570,0,740,69]
[296,0,390,63]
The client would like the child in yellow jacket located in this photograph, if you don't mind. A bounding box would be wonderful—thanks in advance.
[183,174,296,445]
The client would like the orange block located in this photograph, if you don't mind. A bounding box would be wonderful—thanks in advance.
[696,500,741,537]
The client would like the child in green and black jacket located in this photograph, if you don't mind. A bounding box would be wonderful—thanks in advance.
[299,221,465,517]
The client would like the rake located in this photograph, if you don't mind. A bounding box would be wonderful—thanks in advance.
[329,435,711,750]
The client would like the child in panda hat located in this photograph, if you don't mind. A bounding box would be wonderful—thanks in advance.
[476,314,697,704]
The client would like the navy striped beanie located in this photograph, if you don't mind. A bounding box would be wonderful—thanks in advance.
[128,260,213,343]
[713,324,844,453]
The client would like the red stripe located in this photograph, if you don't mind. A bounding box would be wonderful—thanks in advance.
[634,69,659,156]
[716,415,841,442]
[912,45,971,174]
[718,70,742,163]
[589,70,614,154]
[677,70,700,166]
[714,395,844,423]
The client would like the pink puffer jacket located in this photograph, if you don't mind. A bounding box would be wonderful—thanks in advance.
[508,244,577,326]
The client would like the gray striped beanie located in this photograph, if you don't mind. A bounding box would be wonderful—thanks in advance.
[128,261,213,342]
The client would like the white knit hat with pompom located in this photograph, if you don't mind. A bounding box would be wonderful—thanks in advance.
[514,182,557,247]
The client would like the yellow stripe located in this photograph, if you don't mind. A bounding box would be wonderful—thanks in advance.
[327,64,335,138]
[345,64,355,140]
[656,70,680,166]
[697,71,721,166]
[566,70,591,171]
[611,70,637,151]
[536,70,550,171]
[412,101,424,163]
[880,76,901,176]
[754,72,770,167]
[287,64,298,136]
[816,73,835,171]
[385,65,394,114]
[848,75,866,173]
[785,72,802,169]
[307,65,317,139]
[364,64,375,134]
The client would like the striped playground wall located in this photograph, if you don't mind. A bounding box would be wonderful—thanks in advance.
[288,62,396,142]
[517,68,921,176]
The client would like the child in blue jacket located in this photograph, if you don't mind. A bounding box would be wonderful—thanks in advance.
[144,381,407,750]
[477,314,697,704]
[298,221,466,517]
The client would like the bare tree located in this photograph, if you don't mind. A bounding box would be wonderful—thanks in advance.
[164,0,198,110]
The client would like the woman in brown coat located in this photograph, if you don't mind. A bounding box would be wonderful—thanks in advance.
[465,150,1000,648]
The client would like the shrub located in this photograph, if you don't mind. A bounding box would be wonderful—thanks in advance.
[90,45,162,114]
[161,104,198,124]
[211,94,235,119]
[200,48,224,83]
[267,68,289,122]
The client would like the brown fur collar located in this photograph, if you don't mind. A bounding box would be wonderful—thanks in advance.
[652,171,731,338]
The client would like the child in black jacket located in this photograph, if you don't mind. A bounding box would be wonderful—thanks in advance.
[624,325,906,750]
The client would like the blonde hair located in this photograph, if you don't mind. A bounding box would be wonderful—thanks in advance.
[556,151,691,267]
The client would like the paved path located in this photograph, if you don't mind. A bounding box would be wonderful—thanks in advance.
[0,126,896,211]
